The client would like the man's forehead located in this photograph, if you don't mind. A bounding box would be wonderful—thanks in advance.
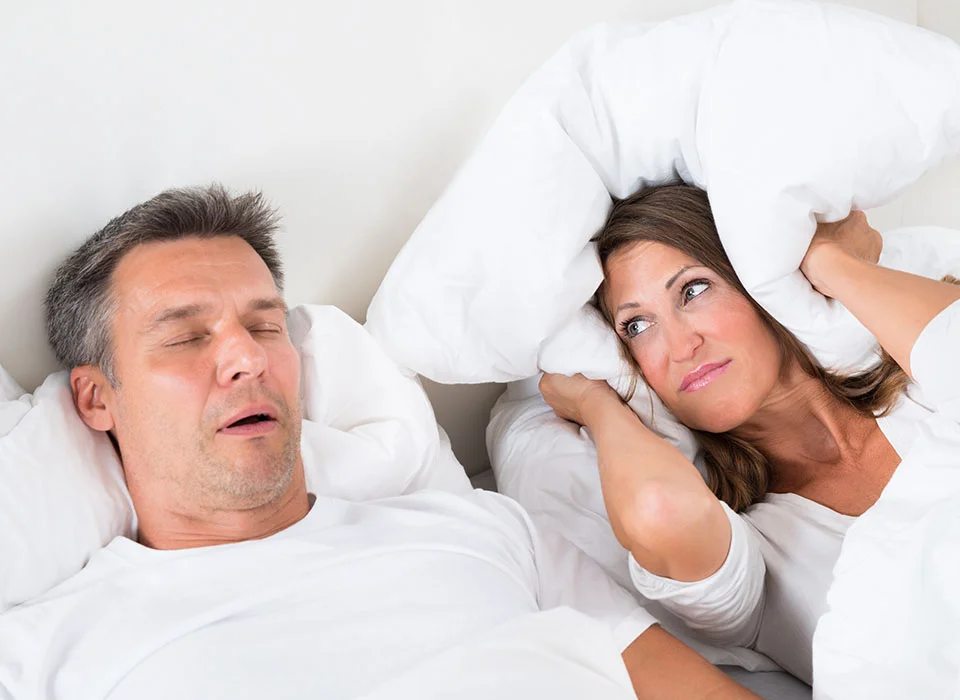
[116,236,267,276]
[111,237,282,322]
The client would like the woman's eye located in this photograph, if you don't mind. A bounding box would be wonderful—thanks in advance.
[682,280,710,304]
[620,317,652,339]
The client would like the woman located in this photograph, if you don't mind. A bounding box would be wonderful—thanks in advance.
[540,184,960,683]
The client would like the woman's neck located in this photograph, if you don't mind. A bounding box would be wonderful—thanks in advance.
[731,363,873,491]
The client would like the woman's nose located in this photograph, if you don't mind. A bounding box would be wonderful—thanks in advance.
[663,317,703,363]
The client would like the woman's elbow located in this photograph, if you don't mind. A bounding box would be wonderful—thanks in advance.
[612,480,727,579]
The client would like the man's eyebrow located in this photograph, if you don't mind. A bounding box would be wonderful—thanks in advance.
[248,297,288,315]
[142,304,210,334]
[141,298,287,335]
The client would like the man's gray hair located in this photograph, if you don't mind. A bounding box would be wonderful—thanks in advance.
[45,184,283,384]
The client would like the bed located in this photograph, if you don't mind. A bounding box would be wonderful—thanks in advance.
[3,1,959,699]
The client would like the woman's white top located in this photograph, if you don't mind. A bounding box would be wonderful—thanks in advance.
[629,299,960,685]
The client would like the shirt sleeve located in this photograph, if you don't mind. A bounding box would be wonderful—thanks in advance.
[909,298,960,421]
[627,502,765,648]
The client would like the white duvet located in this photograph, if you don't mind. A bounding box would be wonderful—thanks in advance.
[811,301,960,699]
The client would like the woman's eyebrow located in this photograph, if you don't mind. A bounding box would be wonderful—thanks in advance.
[664,265,698,290]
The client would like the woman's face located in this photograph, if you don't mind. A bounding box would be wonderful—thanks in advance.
[604,241,783,433]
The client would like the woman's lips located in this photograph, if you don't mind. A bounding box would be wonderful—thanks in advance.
[679,360,732,393]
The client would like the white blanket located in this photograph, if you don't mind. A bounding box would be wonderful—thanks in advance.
[811,302,960,699]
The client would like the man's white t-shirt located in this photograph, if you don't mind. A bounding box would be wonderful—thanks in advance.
[0,489,655,700]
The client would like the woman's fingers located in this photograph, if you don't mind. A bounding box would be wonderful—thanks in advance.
[802,211,882,297]
[539,372,615,425]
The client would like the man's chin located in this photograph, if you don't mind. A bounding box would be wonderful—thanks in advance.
[200,449,298,505]
[208,469,296,510]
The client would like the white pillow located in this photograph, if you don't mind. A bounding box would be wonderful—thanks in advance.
[366,0,960,387]
[0,305,470,613]
[0,373,135,613]
[0,366,22,404]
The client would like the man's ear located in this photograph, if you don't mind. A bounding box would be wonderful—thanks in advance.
[70,366,116,433]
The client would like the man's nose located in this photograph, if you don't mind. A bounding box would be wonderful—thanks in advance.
[215,326,268,385]
[663,316,703,363]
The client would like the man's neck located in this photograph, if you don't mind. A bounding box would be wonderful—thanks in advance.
[133,461,312,550]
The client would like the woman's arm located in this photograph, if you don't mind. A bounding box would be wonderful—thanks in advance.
[622,625,761,700]
[539,374,730,582]
[801,212,960,379]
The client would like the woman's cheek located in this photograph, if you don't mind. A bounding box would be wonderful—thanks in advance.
[634,338,669,393]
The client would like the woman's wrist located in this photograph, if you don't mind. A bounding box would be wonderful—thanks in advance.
[804,243,867,299]
[578,383,624,426]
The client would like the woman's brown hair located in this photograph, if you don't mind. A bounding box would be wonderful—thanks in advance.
[592,183,914,512]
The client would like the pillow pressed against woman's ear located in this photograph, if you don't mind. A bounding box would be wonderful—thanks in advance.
[367,2,960,385]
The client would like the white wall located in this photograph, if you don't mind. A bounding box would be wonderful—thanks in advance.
[1,0,956,477]
[908,0,960,234]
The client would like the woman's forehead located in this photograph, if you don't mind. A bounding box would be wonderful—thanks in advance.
[605,240,701,290]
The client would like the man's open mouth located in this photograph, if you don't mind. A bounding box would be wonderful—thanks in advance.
[218,406,279,435]
[227,413,273,428]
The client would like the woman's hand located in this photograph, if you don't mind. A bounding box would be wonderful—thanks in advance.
[539,372,619,426]
[542,371,733,582]
[797,210,960,379]
[800,211,882,298]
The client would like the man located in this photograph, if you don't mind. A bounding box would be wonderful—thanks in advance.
[0,185,755,699]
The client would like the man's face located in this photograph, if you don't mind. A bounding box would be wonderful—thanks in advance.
[94,236,302,513]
